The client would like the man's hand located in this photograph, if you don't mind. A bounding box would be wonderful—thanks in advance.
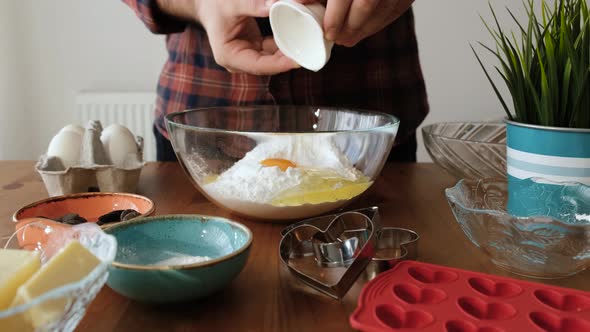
[297,0,414,47]
[158,0,299,75]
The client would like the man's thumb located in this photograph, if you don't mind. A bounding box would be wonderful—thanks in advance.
[233,0,276,17]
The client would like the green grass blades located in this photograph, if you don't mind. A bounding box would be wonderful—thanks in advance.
[473,0,590,129]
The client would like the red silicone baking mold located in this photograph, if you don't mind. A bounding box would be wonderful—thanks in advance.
[350,261,590,332]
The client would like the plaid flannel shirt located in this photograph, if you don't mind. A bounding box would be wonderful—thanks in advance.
[123,0,429,159]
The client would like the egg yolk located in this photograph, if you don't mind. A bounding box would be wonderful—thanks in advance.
[260,158,297,172]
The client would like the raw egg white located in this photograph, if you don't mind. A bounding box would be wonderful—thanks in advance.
[100,124,138,167]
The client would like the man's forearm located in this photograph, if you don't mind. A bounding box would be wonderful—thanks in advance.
[156,0,198,22]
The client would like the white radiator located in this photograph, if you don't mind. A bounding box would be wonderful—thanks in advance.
[76,91,157,161]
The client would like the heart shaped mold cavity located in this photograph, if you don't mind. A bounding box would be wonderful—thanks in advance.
[393,283,447,304]
[457,297,517,320]
[530,312,590,332]
[534,289,590,313]
[408,266,458,284]
[445,320,506,332]
[468,277,522,298]
[375,304,434,329]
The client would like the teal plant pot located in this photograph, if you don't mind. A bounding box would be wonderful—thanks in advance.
[506,120,590,220]
[105,215,252,303]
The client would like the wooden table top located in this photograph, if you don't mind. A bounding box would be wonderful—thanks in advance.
[0,161,588,331]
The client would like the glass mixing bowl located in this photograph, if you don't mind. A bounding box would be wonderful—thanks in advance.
[166,106,399,221]
[422,122,506,179]
[445,178,590,279]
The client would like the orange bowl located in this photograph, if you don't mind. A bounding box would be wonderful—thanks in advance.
[13,192,155,227]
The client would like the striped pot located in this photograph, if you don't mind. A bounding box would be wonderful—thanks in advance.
[506,120,590,217]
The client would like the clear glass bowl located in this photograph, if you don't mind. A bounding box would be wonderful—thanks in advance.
[422,122,506,179]
[445,178,590,279]
[166,106,399,221]
[0,222,117,332]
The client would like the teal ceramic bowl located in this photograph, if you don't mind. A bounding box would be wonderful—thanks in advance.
[104,215,252,303]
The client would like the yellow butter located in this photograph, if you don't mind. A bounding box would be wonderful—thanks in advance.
[0,249,41,310]
[0,312,33,332]
[11,240,101,329]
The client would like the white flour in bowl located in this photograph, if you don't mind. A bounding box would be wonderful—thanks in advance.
[198,135,373,219]
[150,255,211,266]
[202,135,362,204]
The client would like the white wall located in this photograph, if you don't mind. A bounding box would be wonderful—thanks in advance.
[413,0,512,161]
[2,0,530,161]
[0,1,26,159]
[15,0,167,159]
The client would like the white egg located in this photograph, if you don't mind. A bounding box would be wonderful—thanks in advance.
[59,124,85,137]
[100,124,138,167]
[46,130,83,168]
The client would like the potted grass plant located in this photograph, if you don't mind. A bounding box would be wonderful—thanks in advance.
[473,0,590,216]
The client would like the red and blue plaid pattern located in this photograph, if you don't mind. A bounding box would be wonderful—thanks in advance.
[123,0,429,154]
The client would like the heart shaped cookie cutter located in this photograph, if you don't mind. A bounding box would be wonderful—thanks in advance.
[280,207,421,299]
[364,227,419,280]
[279,207,380,299]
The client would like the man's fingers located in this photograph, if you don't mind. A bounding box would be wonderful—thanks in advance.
[233,50,300,75]
[324,0,353,41]
[343,0,380,33]
[261,36,280,53]
[390,0,414,21]
[224,39,300,75]
[231,0,276,17]
[335,0,412,47]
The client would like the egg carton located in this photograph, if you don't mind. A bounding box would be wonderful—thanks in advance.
[36,120,145,196]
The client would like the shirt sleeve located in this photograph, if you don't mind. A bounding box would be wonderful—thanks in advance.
[122,0,187,34]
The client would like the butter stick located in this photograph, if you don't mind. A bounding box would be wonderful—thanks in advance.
[0,249,41,310]
[11,240,101,329]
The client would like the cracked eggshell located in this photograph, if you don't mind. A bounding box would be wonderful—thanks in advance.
[100,124,139,167]
[46,130,83,169]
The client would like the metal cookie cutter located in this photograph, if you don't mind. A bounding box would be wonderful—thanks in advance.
[279,207,380,300]
[364,227,419,280]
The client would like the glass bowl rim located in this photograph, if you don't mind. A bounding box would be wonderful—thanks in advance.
[165,105,400,134]
[445,178,590,229]
[422,121,506,146]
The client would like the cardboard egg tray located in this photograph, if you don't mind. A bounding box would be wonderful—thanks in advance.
[350,261,590,332]
[36,120,145,196]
